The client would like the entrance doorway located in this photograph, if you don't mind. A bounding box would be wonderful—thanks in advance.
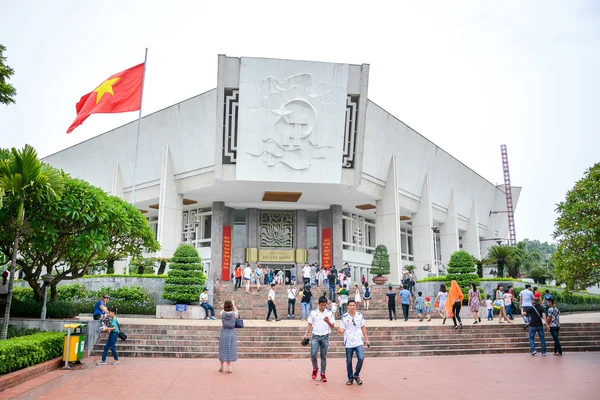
[262,264,296,285]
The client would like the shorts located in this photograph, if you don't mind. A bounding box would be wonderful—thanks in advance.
[416,308,424,314]
[243,277,250,281]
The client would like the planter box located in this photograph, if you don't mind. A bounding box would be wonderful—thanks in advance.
[156,304,206,319]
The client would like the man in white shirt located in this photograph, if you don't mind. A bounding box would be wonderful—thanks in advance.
[266,283,281,322]
[520,284,534,329]
[302,296,335,383]
[338,299,370,385]
[302,263,311,286]
[243,263,253,293]
[287,285,297,319]
[200,288,216,320]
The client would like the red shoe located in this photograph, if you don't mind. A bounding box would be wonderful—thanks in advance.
[312,368,318,380]
[320,373,327,382]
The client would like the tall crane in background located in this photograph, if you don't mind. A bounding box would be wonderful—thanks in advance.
[500,144,517,246]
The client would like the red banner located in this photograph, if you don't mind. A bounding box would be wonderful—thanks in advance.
[321,228,332,269]
[222,225,232,281]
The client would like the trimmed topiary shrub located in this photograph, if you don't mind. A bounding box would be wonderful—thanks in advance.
[371,245,391,276]
[446,250,479,295]
[162,244,206,304]
[0,332,65,375]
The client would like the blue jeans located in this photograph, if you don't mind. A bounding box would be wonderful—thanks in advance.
[345,345,365,380]
[528,326,547,354]
[309,298,313,311]
[201,303,215,318]
[302,302,310,319]
[487,309,493,319]
[329,285,336,302]
[102,331,119,361]
[311,334,329,373]
[505,304,513,319]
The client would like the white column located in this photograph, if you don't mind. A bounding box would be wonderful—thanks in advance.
[110,162,124,199]
[413,173,434,278]
[157,145,183,259]
[463,200,482,259]
[440,189,459,264]
[375,155,402,284]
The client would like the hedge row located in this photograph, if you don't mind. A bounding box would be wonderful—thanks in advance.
[0,332,65,375]
[7,285,157,317]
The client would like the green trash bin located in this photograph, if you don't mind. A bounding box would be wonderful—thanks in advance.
[75,324,87,360]
[63,323,86,367]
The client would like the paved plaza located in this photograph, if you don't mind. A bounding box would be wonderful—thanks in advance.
[1,352,599,399]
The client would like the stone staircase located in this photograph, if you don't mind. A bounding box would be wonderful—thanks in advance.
[93,323,600,359]
[212,283,423,320]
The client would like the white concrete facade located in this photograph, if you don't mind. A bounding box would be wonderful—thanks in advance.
[43,55,520,284]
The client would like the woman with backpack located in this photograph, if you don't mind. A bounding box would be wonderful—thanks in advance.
[362,282,371,310]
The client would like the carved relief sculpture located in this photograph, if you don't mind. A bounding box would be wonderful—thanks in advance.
[260,211,294,248]
[247,74,338,170]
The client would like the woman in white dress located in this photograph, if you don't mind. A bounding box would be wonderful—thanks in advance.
[354,284,362,309]
[434,283,449,324]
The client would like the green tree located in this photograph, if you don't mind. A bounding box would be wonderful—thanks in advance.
[473,257,487,278]
[486,245,514,278]
[446,250,479,291]
[511,241,544,277]
[162,244,206,304]
[553,163,600,291]
[0,175,159,301]
[521,238,557,259]
[371,245,390,276]
[0,145,64,340]
[0,45,16,105]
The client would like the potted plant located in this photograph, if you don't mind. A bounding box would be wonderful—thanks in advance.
[371,245,391,285]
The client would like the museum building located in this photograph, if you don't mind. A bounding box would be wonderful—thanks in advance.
[43,55,520,284]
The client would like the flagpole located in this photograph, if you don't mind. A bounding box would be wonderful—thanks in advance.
[127,47,148,275]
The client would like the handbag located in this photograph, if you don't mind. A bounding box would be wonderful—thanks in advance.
[116,321,127,341]
[234,315,244,329]
[493,299,503,309]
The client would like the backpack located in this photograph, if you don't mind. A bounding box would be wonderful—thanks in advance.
[364,288,371,299]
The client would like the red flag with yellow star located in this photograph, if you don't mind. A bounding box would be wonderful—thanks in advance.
[67,63,145,133]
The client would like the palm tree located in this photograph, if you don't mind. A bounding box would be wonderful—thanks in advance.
[486,245,514,278]
[512,241,544,277]
[0,145,64,340]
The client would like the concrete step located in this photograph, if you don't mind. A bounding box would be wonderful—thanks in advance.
[92,322,600,359]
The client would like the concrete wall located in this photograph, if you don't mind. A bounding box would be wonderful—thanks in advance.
[8,319,102,357]
[362,101,511,237]
[18,277,166,302]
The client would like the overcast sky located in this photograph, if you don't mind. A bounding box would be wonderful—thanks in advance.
[1,1,598,243]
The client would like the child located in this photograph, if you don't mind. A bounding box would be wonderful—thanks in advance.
[97,307,120,365]
[331,300,338,318]
[415,291,425,322]
[354,284,362,309]
[545,298,562,356]
[485,295,493,321]
[424,296,432,322]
